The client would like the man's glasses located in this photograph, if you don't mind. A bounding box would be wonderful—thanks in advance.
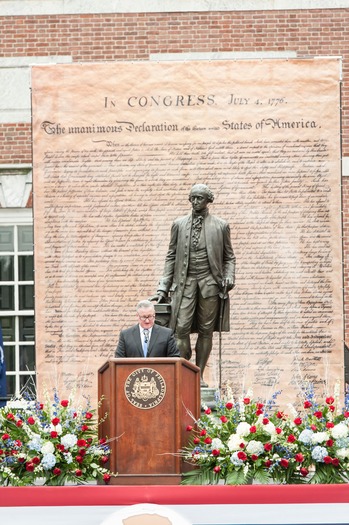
[138,315,155,321]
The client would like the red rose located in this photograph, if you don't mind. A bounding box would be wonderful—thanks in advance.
[100,455,109,463]
[326,422,334,429]
[75,469,83,476]
[326,439,334,447]
[85,412,93,420]
[262,418,269,425]
[213,466,221,473]
[2,434,10,441]
[6,413,15,421]
[332,458,339,467]
[193,437,200,444]
[250,425,257,433]
[300,467,309,477]
[76,455,84,463]
[200,429,207,436]
[186,426,193,433]
[81,424,89,431]
[294,417,302,425]
[205,408,212,415]
[311,424,317,431]
[79,449,87,456]
[60,400,69,407]
[53,467,61,475]
[257,402,264,409]
[56,444,65,451]
[16,420,23,428]
[212,449,220,456]
[276,427,282,434]
[239,443,245,449]
[304,400,312,409]
[243,398,250,405]
[204,437,212,444]
[264,460,272,468]
[26,462,35,472]
[50,431,58,438]
[99,438,107,445]
[225,402,233,410]
[0,450,3,455]
[264,443,272,452]
[324,456,333,464]
[255,409,263,416]
[237,451,247,461]
[344,411,349,418]
[27,416,35,425]
[39,403,44,410]
[51,417,60,426]
[314,411,323,419]
[32,457,40,465]
[73,412,77,418]
[294,453,304,463]
[18,456,25,463]
[287,435,296,443]
[220,416,228,423]
[251,454,258,461]
[326,396,334,405]
[15,440,22,447]
[280,458,289,468]
[276,411,284,419]
[103,473,111,484]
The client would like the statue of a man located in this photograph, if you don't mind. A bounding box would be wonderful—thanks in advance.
[153,183,236,385]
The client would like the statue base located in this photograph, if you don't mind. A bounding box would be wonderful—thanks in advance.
[200,387,217,410]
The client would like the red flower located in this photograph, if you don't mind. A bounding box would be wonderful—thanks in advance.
[344,411,349,418]
[314,411,323,419]
[326,396,334,405]
[204,437,212,445]
[0,450,3,455]
[287,435,296,443]
[193,437,200,445]
[81,424,89,432]
[200,429,207,436]
[60,399,69,407]
[294,417,302,425]
[239,443,245,449]
[311,424,317,431]
[257,403,264,409]
[50,431,58,438]
[326,422,334,429]
[213,466,221,473]
[75,469,83,476]
[26,462,35,472]
[53,468,61,476]
[264,443,272,452]
[18,456,25,463]
[6,413,15,421]
[76,455,84,463]
[300,467,309,477]
[73,412,77,418]
[225,402,233,410]
[56,444,65,452]
[276,411,284,419]
[100,455,109,463]
[51,417,60,426]
[324,456,333,464]
[79,449,87,457]
[243,398,250,405]
[16,420,23,428]
[186,425,193,432]
[326,439,334,447]
[304,400,312,409]
[205,408,212,415]
[251,454,258,461]
[85,412,93,420]
[250,425,257,434]
[294,453,304,463]
[332,458,340,467]
[255,409,263,416]
[276,427,282,435]
[2,434,10,441]
[103,473,111,484]
[329,405,335,412]
[27,416,35,425]
[39,403,44,410]
[99,438,107,445]
[32,457,40,465]
[262,417,269,425]
[264,460,272,468]
[220,416,228,423]
[280,458,289,468]
[212,449,220,456]
[237,451,247,461]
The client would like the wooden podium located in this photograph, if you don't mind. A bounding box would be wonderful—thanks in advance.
[98,357,201,485]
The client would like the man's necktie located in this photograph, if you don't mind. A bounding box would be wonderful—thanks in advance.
[143,329,149,357]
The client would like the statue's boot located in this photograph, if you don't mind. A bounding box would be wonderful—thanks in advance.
[176,335,192,360]
[195,334,213,387]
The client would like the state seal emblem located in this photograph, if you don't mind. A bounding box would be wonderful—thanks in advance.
[124,368,166,409]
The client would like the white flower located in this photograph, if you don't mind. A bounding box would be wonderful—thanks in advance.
[336,448,349,459]
[246,440,264,456]
[236,422,251,437]
[264,422,276,435]
[61,433,78,449]
[299,429,314,444]
[331,423,349,440]
[211,438,225,450]
[311,446,328,462]
[311,431,329,444]
[50,423,63,435]
[64,452,73,464]
[41,453,56,469]
[41,441,55,455]
[227,434,245,452]
[230,452,244,466]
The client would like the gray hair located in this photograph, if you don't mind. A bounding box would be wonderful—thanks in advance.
[188,183,215,203]
[136,299,155,311]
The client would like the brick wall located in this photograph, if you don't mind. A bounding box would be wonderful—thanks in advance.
[1,6,349,339]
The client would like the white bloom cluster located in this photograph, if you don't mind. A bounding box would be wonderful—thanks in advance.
[50,423,63,435]
[211,438,225,450]
[331,423,349,439]
[27,434,42,452]
[298,429,313,444]
[246,440,264,456]
[61,433,78,449]
[311,431,329,444]
[311,446,328,462]
[41,453,56,469]
[336,448,349,459]
[41,441,55,455]
[264,422,276,435]
[230,452,244,466]
[236,422,250,437]
[227,434,245,452]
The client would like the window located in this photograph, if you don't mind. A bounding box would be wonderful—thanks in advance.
[0,211,34,398]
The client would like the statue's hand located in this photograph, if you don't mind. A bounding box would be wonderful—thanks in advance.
[221,278,235,292]
[148,292,167,304]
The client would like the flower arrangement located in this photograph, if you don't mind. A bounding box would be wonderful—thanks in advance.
[0,389,115,486]
[182,384,349,485]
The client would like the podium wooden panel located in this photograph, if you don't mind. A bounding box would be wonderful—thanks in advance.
[98,357,201,485]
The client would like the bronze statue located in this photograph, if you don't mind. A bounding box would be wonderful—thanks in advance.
[152,183,236,386]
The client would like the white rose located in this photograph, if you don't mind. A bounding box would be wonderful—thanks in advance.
[236,422,251,437]
[41,441,55,455]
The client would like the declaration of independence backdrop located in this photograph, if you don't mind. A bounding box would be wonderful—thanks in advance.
[31,58,342,404]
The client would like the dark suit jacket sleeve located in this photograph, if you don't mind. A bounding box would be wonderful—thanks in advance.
[115,330,126,357]
[167,330,180,357]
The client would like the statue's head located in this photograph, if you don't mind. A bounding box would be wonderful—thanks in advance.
[188,184,215,203]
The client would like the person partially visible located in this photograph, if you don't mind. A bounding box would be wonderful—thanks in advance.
[115,300,180,358]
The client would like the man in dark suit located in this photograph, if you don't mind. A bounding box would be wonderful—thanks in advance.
[115,300,180,358]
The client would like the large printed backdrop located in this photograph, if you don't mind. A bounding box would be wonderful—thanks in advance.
[31,58,343,403]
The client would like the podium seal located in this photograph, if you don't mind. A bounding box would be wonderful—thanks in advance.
[124,368,166,409]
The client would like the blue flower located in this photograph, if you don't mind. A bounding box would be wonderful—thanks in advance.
[299,429,314,444]
[311,446,328,463]
[41,453,56,469]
